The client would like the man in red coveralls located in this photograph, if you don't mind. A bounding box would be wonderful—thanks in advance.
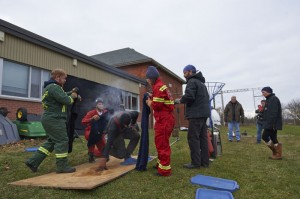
[82,98,108,163]
[145,66,175,176]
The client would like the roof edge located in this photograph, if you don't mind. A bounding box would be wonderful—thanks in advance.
[0,19,146,85]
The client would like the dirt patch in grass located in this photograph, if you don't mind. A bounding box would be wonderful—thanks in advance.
[0,139,45,153]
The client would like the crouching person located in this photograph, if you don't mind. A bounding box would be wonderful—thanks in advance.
[96,111,140,171]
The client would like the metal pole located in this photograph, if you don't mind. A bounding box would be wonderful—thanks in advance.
[221,92,225,126]
[253,90,256,110]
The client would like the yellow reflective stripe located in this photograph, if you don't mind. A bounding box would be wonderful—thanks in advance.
[159,85,167,91]
[69,96,74,103]
[38,147,51,156]
[153,98,174,105]
[55,153,68,158]
[164,100,174,105]
[42,91,49,109]
[62,105,66,112]
[153,97,165,102]
[158,162,171,170]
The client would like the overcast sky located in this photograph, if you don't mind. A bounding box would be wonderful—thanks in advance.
[1,0,299,116]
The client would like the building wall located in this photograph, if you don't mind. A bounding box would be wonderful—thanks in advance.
[0,33,140,94]
[0,33,141,121]
[0,98,42,120]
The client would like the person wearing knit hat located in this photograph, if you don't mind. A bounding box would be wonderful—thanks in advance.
[145,65,175,176]
[261,87,283,160]
[146,66,160,79]
[175,64,210,169]
[96,111,141,170]
[261,87,273,94]
[183,65,197,73]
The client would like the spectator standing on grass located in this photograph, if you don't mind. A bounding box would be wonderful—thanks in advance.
[174,65,210,169]
[224,96,244,142]
[255,100,266,144]
[261,87,283,160]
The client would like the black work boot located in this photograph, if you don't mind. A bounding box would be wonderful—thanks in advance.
[25,151,47,172]
[25,161,38,172]
[183,163,200,169]
[56,158,76,173]
[88,152,95,163]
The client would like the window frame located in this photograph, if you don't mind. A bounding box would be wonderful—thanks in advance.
[121,90,140,111]
[0,58,50,102]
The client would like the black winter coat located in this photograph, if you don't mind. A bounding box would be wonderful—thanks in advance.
[180,72,210,119]
[263,93,282,130]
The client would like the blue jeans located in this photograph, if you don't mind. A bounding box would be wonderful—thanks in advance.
[256,122,263,143]
[228,121,240,141]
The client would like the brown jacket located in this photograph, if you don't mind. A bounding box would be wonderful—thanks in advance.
[224,101,244,123]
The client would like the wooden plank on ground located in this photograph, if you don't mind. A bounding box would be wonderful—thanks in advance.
[9,156,154,190]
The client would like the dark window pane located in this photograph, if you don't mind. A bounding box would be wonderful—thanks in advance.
[2,61,29,97]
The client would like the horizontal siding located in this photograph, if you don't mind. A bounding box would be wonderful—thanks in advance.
[0,33,139,93]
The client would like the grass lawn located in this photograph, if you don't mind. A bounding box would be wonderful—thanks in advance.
[1,125,300,199]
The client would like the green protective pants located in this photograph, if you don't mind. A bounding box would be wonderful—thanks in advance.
[26,114,71,171]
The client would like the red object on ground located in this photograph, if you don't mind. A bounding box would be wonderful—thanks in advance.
[207,130,214,157]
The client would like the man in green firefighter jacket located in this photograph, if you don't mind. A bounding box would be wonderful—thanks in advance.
[25,69,78,173]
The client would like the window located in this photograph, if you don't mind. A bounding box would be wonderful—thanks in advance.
[30,67,41,98]
[0,59,50,99]
[132,94,138,110]
[121,91,139,111]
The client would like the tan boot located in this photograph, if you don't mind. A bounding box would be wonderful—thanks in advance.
[267,142,276,158]
[269,143,282,160]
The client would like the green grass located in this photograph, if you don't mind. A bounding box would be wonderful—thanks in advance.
[1,125,300,199]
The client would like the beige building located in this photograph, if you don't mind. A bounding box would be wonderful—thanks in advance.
[0,19,145,131]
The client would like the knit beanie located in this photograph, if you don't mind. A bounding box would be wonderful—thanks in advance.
[119,112,131,126]
[261,87,273,94]
[183,65,197,73]
[146,66,159,79]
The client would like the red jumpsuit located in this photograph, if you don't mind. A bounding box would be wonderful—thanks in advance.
[82,109,106,156]
[151,78,175,176]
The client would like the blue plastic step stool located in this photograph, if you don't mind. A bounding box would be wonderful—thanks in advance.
[191,174,239,192]
[195,188,234,199]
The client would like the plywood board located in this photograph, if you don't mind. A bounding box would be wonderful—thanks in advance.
[9,156,154,190]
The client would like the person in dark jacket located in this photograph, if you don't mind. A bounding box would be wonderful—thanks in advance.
[175,65,210,169]
[255,100,266,143]
[224,96,244,142]
[96,111,140,171]
[261,87,283,160]
[25,69,78,173]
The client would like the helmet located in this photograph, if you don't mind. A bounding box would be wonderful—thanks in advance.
[95,98,104,104]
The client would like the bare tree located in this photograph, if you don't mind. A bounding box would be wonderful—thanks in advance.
[285,99,300,124]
